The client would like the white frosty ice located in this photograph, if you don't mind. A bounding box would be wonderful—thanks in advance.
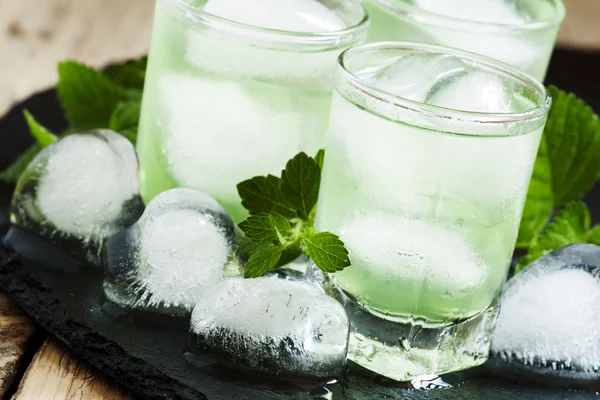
[190,276,349,378]
[204,0,346,32]
[159,73,305,206]
[338,212,487,294]
[35,132,138,239]
[9,130,142,263]
[492,244,600,374]
[413,0,528,24]
[103,188,236,312]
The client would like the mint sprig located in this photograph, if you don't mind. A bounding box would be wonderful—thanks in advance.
[1,58,146,182]
[517,201,600,271]
[517,86,600,247]
[237,151,350,278]
[0,110,57,182]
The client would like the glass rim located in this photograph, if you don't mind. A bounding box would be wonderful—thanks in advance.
[337,42,552,128]
[167,0,370,47]
[369,0,565,33]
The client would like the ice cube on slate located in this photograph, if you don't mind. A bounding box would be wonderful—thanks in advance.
[189,277,349,379]
[103,188,236,318]
[203,0,346,33]
[8,130,143,264]
[491,244,600,382]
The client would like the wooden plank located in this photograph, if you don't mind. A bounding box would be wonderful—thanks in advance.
[0,0,153,115]
[0,293,38,398]
[11,337,134,400]
[557,0,600,51]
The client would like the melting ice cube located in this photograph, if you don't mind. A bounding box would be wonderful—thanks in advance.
[189,276,349,379]
[7,130,143,264]
[203,0,346,32]
[491,244,600,384]
[103,188,236,318]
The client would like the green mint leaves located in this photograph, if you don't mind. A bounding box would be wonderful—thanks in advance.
[0,111,57,182]
[237,151,350,278]
[517,86,600,247]
[1,57,146,182]
[517,201,600,271]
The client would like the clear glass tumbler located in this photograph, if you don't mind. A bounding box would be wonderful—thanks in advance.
[137,0,368,223]
[315,42,551,381]
[362,0,565,80]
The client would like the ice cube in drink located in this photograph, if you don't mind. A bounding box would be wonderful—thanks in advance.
[137,0,368,222]
[362,0,565,80]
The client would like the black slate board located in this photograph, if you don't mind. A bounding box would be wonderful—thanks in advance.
[1,50,600,400]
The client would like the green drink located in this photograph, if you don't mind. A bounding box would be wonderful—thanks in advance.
[315,42,551,380]
[137,0,368,222]
[362,0,565,80]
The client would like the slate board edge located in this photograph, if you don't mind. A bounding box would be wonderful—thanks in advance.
[0,247,207,400]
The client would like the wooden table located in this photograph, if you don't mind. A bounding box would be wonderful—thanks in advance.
[0,0,152,398]
[0,0,598,398]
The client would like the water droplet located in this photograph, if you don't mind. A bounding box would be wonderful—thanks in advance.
[399,337,411,351]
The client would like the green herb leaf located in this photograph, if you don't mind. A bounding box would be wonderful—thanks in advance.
[23,110,58,147]
[517,139,554,247]
[281,152,321,219]
[517,201,591,271]
[302,232,350,273]
[0,144,42,182]
[237,175,296,218]
[314,149,325,170]
[109,101,141,143]
[238,213,293,246]
[275,242,303,268]
[585,225,600,246]
[57,61,129,131]
[244,246,283,278]
[518,87,600,246]
[104,56,147,89]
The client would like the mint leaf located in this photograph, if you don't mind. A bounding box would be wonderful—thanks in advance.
[57,61,128,131]
[0,144,42,182]
[517,139,554,247]
[275,242,303,268]
[23,110,58,147]
[104,56,147,89]
[237,175,296,218]
[239,213,293,246]
[302,232,350,273]
[1,112,58,182]
[518,87,600,246]
[244,246,283,278]
[517,201,590,271]
[237,236,264,262]
[281,152,321,219]
[585,225,600,246]
[109,101,141,143]
[314,149,325,170]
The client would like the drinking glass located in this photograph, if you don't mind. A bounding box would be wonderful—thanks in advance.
[137,0,368,222]
[315,42,551,381]
[363,0,565,80]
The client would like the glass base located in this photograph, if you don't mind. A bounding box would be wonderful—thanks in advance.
[306,266,500,382]
[343,294,497,382]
